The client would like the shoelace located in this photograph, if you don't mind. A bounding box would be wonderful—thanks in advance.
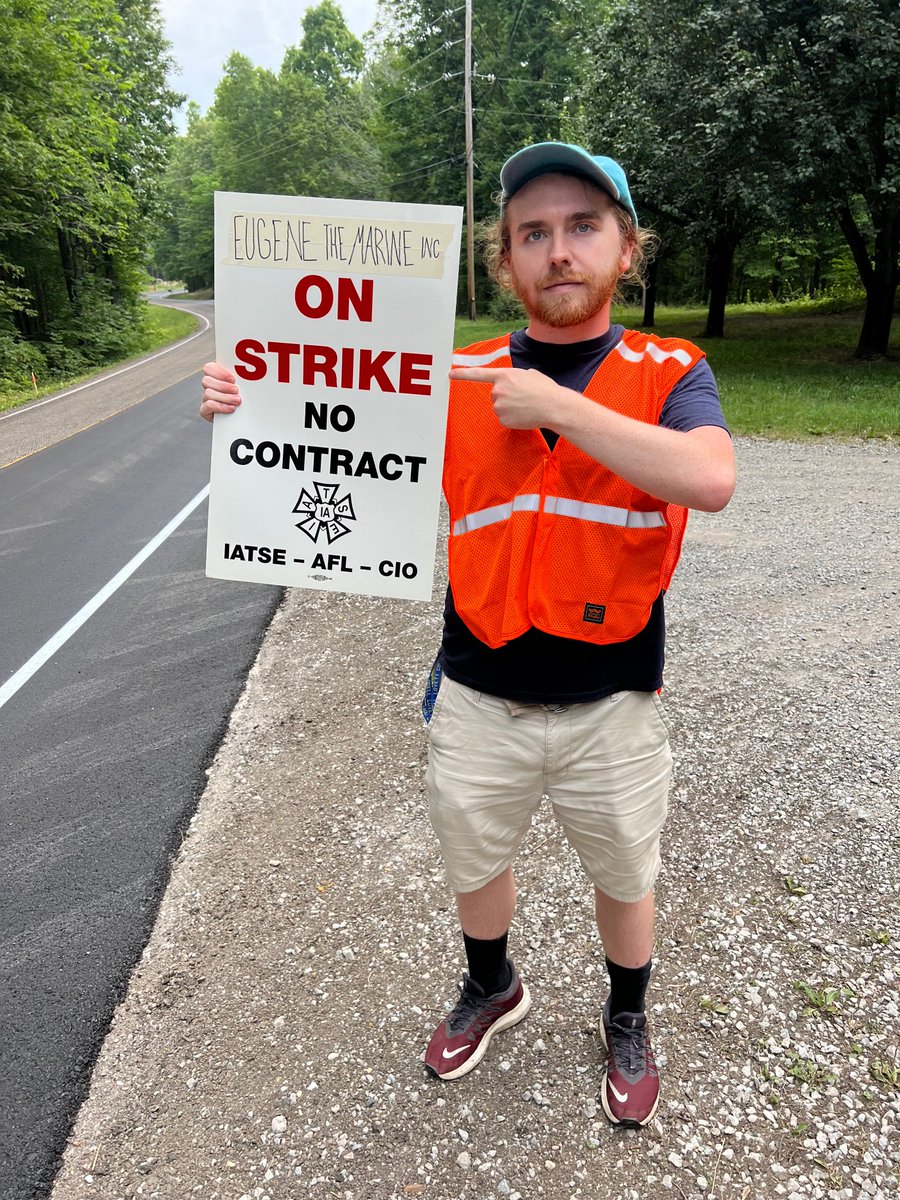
[447,983,502,1035]
[608,1020,656,1076]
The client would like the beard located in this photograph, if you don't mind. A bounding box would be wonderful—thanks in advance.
[510,261,621,328]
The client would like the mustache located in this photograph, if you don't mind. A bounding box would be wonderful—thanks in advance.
[539,269,590,287]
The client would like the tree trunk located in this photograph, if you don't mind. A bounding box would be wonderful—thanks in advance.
[702,235,736,337]
[857,272,898,358]
[808,256,823,299]
[839,203,899,359]
[32,269,48,338]
[14,260,47,338]
[641,257,658,327]
[770,254,783,300]
[57,228,78,306]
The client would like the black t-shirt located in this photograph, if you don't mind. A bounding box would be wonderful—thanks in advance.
[439,326,728,704]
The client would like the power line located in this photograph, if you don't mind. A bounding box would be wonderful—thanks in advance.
[378,70,464,110]
[381,105,461,145]
[165,107,373,188]
[472,106,560,118]
[406,37,463,69]
[475,0,529,122]
[476,75,566,86]
[392,153,464,185]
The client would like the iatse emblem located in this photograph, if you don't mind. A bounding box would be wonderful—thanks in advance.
[293,482,356,544]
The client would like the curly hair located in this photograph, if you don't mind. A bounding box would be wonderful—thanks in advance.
[482,184,657,299]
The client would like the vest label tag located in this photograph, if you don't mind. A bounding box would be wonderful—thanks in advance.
[583,603,606,625]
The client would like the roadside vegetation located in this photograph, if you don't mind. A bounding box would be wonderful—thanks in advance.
[0,0,182,399]
[0,304,198,414]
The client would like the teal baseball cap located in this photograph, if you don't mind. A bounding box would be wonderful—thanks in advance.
[500,141,638,226]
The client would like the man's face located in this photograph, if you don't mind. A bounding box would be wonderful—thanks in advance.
[503,173,633,332]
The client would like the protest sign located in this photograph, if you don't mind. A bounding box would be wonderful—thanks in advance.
[206,192,463,601]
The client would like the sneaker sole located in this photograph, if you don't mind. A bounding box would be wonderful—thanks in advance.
[426,983,532,1081]
[599,1017,659,1128]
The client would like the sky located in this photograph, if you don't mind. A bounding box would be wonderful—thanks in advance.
[158,0,380,126]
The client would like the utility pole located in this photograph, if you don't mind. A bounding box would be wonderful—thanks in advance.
[464,0,477,319]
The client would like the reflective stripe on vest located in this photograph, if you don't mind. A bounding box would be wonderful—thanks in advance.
[543,496,666,528]
[452,493,540,536]
[452,494,665,537]
[615,340,693,366]
[451,347,509,368]
[456,337,694,370]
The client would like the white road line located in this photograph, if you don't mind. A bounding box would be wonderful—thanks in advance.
[0,485,210,712]
[0,306,211,423]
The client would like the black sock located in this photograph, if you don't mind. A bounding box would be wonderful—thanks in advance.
[606,957,652,1018]
[463,931,511,994]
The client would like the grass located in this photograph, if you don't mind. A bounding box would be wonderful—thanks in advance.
[794,981,843,1016]
[139,302,199,349]
[786,1051,839,1088]
[870,1060,899,1089]
[783,875,810,897]
[0,303,199,414]
[454,298,899,440]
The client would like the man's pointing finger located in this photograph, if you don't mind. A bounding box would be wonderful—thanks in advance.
[448,366,508,382]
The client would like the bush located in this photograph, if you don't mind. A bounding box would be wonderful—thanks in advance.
[0,325,47,388]
[46,276,142,369]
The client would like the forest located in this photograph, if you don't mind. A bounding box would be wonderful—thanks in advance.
[1,0,897,398]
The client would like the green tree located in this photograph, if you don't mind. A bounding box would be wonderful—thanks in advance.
[373,0,601,210]
[212,54,287,196]
[578,0,800,337]
[283,0,365,89]
[277,2,382,199]
[579,0,898,352]
[0,0,180,379]
[153,105,219,291]
[784,0,898,357]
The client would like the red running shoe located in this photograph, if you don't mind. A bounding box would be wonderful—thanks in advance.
[424,961,531,1080]
[600,1000,660,1126]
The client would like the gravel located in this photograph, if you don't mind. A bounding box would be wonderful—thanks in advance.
[49,438,899,1200]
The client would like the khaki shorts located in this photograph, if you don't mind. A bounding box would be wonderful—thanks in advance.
[425,677,672,901]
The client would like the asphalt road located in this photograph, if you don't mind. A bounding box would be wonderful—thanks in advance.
[0,305,282,1199]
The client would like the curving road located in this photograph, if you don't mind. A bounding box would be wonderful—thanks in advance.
[0,303,282,1200]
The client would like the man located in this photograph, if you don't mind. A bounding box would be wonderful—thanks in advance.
[200,142,735,1129]
[418,143,733,1127]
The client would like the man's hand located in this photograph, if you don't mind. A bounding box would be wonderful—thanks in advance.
[449,365,572,431]
[200,361,243,422]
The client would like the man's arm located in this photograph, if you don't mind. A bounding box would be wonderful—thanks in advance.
[448,365,735,512]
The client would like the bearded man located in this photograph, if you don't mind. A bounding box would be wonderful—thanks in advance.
[420,142,735,1126]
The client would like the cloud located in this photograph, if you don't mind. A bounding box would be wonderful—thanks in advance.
[159,0,379,120]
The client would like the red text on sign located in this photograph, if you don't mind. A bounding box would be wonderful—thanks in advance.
[233,339,433,396]
[294,275,373,322]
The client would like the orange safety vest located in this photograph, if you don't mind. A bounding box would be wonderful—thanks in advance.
[444,329,706,648]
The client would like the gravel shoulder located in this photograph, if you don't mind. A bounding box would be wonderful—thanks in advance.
[49,439,899,1200]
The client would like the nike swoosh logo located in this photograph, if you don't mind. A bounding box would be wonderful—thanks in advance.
[607,1080,629,1103]
[442,1045,470,1060]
